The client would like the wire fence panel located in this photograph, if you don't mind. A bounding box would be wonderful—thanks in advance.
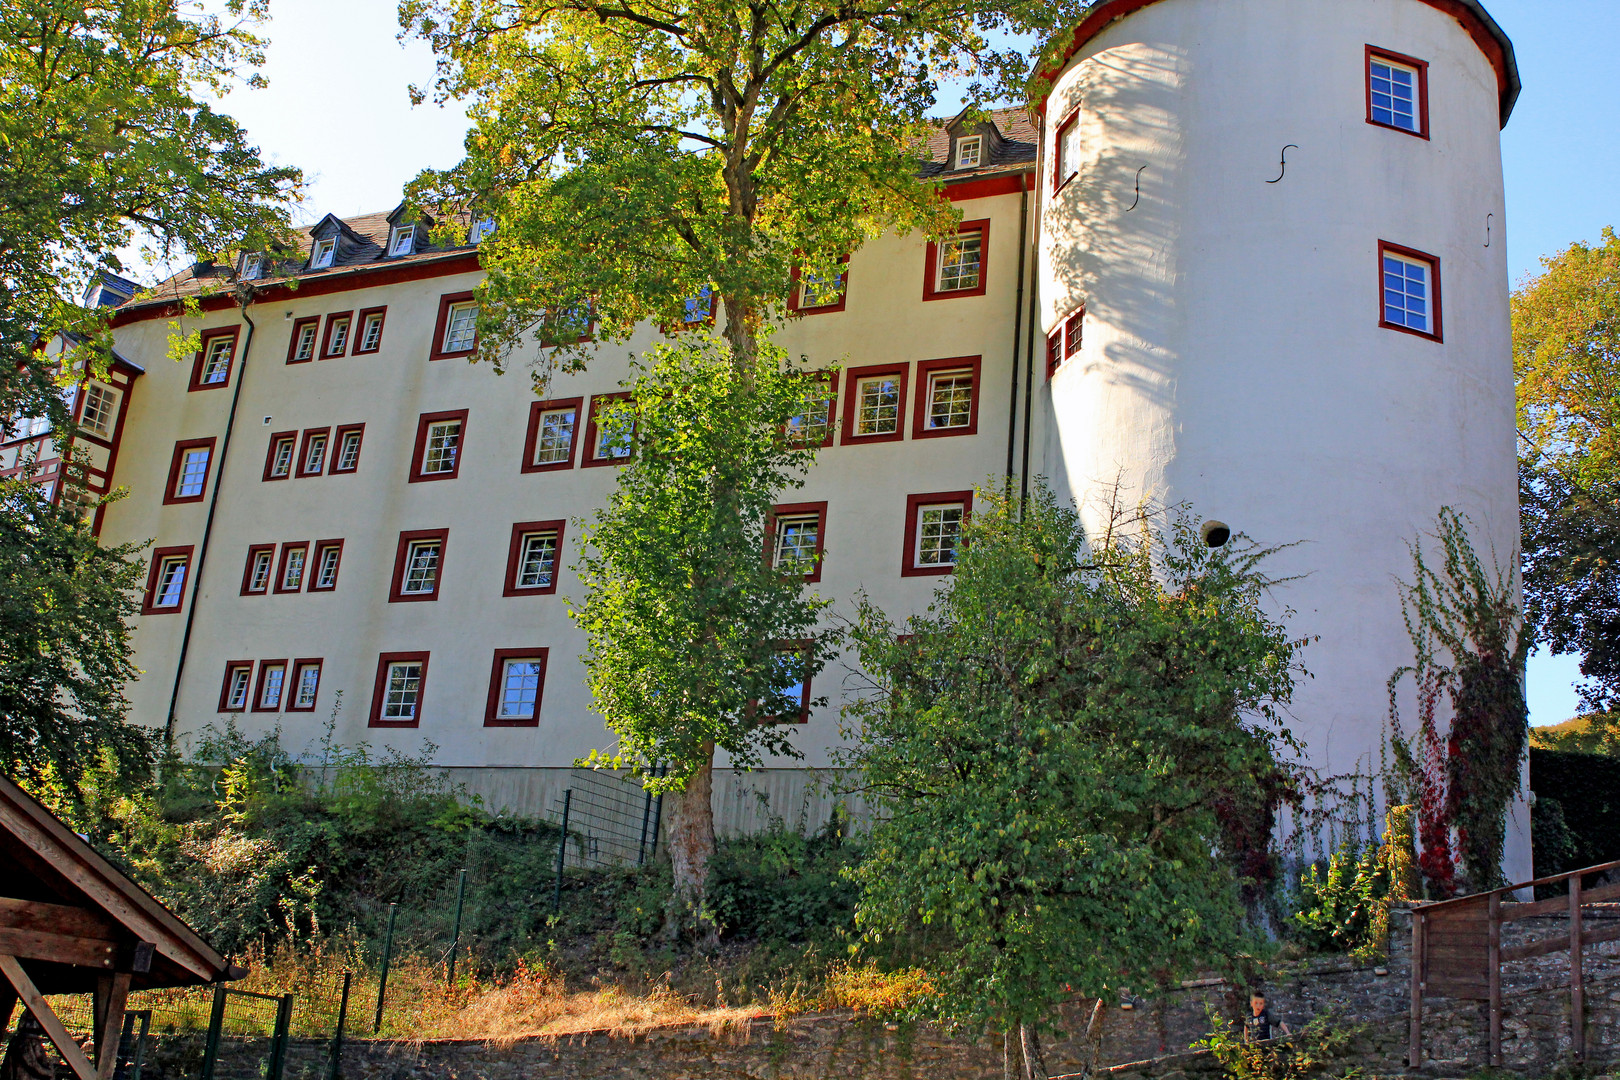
[551,768,662,869]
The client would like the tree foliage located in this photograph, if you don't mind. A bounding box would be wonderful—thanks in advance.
[0,470,149,787]
[844,484,1301,1073]
[569,336,835,918]
[1514,228,1620,714]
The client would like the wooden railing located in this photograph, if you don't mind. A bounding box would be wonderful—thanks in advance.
[1409,858,1620,1068]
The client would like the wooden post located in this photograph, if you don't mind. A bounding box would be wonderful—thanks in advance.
[0,954,98,1080]
[1409,910,1424,1068]
[93,971,131,1079]
[1488,893,1502,1068]
[1571,874,1585,1062]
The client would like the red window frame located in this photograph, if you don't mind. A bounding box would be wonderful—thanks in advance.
[163,437,216,505]
[369,651,430,727]
[429,291,477,361]
[1046,329,1063,378]
[308,539,344,592]
[263,431,297,481]
[295,426,331,478]
[241,543,276,596]
[758,642,813,725]
[274,541,309,594]
[408,409,469,483]
[252,659,289,713]
[787,257,850,315]
[765,502,829,584]
[484,648,550,727]
[1053,109,1080,192]
[901,490,973,577]
[503,520,566,597]
[389,528,450,603]
[912,356,982,440]
[330,423,365,474]
[141,545,194,614]
[188,326,241,391]
[286,317,321,364]
[1049,307,1085,378]
[840,363,909,445]
[785,373,836,449]
[582,392,634,467]
[1378,240,1444,343]
[287,658,324,712]
[319,310,354,359]
[521,398,583,473]
[352,306,388,355]
[1365,45,1431,140]
[218,661,254,713]
[923,219,990,302]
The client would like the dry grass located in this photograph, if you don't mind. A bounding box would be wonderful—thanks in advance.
[823,961,938,1015]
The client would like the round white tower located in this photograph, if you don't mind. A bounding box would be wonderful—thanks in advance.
[1034,0,1525,873]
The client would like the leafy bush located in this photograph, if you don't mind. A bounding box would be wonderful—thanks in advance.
[706,812,859,941]
[1289,840,1391,959]
[1195,1010,1364,1080]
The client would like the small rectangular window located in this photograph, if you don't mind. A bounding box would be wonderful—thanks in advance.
[255,661,287,711]
[391,529,449,602]
[683,286,714,325]
[903,491,972,577]
[165,439,215,504]
[915,357,978,438]
[241,252,263,280]
[331,424,364,473]
[410,410,469,482]
[298,429,330,477]
[389,224,416,256]
[289,659,322,711]
[773,516,819,576]
[793,262,848,313]
[504,521,566,596]
[527,403,579,468]
[143,548,192,613]
[443,303,477,352]
[924,220,990,301]
[310,540,343,591]
[276,542,309,593]
[310,237,336,269]
[1367,47,1429,138]
[785,378,834,448]
[190,329,239,390]
[486,649,549,725]
[241,544,275,595]
[583,394,634,466]
[1065,310,1084,358]
[762,646,812,724]
[839,364,907,444]
[354,308,386,354]
[1054,111,1080,191]
[1047,328,1063,377]
[287,317,320,364]
[79,383,118,437]
[1379,242,1442,341]
[264,432,296,481]
[220,661,253,712]
[469,218,496,244]
[371,652,430,726]
[321,312,353,358]
[955,135,982,169]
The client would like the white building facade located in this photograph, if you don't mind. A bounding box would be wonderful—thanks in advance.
[8,0,1526,866]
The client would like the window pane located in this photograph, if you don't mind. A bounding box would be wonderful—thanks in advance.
[403,541,440,593]
[295,665,320,708]
[361,314,383,351]
[937,232,982,292]
[534,408,576,463]
[312,239,335,268]
[260,665,284,708]
[155,558,187,606]
[1065,312,1083,358]
[201,338,232,383]
[927,372,973,430]
[956,137,981,168]
[316,546,340,588]
[423,421,461,473]
[272,438,294,477]
[327,318,350,354]
[390,226,414,256]
[787,389,830,445]
[1370,60,1419,132]
[175,448,210,497]
[81,384,118,436]
[1382,254,1432,333]
[683,286,713,323]
[856,378,899,435]
[917,504,964,566]
[337,431,362,470]
[250,551,272,591]
[800,271,842,308]
[444,303,477,352]
[517,533,558,588]
[595,405,633,459]
[304,435,327,474]
[384,662,422,719]
[282,547,306,589]
[227,668,250,709]
[499,660,543,719]
[774,517,819,573]
[294,325,317,361]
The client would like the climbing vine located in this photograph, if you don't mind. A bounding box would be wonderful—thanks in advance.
[1386,508,1530,895]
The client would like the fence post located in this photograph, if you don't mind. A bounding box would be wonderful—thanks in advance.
[447,869,467,987]
[637,785,655,866]
[326,971,351,1080]
[266,993,293,1080]
[374,903,397,1034]
[200,985,227,1080]
[649,790,664,860]
[553,789,573,913]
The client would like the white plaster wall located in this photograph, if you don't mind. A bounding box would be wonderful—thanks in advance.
[1037,0,1524,876]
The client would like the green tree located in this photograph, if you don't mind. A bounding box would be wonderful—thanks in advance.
[1514,228,1620,713]
[844,485,1301,1079]
[400,0,1074,903]
[0,471,148,788]
[569,338,834,926]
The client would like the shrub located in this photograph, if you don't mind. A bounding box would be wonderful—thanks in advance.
[1289,840,1391,959]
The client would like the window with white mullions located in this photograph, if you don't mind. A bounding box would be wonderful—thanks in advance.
[1381,247,1439,338]
[683,286,714,324]
[442,302,477,353]
[954,135,982,169]
[314,545,341,589]
[225,666,251,710]
[293,662,321,708]
[855,377,900,436]
[383,661,422,721]
[80,383,118,437]
[303,433,328,475]
[533,407,576,464]
[310,237,336,269]
[516,532,558,589]
[926,370,974,431]
[499,659,545,721]
[199,337,233,385]
[402,540,441,595]
[280,547,306,591]
[423,420,461,474]
[325,316,351,356]
[269,436,295,478]
[152,556,187,608]
[917,503,965,568]
[248,549,273,593]
[389,225,416,256]
[173,448,211,498]
[258,664,286,709]
[787,388,831,446]
[335,429,362,471]
[936,231,982,293]
[1368,51,1426,135]
[292,322,318,362]
[359,312,384,352]
[773,515,820,575]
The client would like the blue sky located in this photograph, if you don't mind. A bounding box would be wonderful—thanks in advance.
[215,0,1615,725]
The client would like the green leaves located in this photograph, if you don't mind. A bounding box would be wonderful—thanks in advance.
[844,484,1301,1034]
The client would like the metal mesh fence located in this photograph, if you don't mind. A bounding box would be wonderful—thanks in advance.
[551,767,663,870]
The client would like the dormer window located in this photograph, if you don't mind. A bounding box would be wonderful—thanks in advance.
[309,238,336,269]
[955,135,983,169]
[240,252,264,280]
[469,218,497,244]
[388,225,416,257]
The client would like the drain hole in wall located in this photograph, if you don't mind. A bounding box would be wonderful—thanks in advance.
[1201,521,1231,548]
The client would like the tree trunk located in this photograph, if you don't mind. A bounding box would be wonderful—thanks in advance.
[1003,1029,1024,1080]
[664,743,717,941]
[1020,1023,1048,1080]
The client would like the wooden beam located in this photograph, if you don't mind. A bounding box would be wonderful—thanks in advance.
[1502,922,1620,962]
[0,953,98,1080]
[93,971,130,1080]
[0,927,119,969]
[1488,893,1501,1067]
[1409,912,1424,1068]
[1571,877,1585,1062]
[1500,880,1620,921]
[0,897,119,940]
